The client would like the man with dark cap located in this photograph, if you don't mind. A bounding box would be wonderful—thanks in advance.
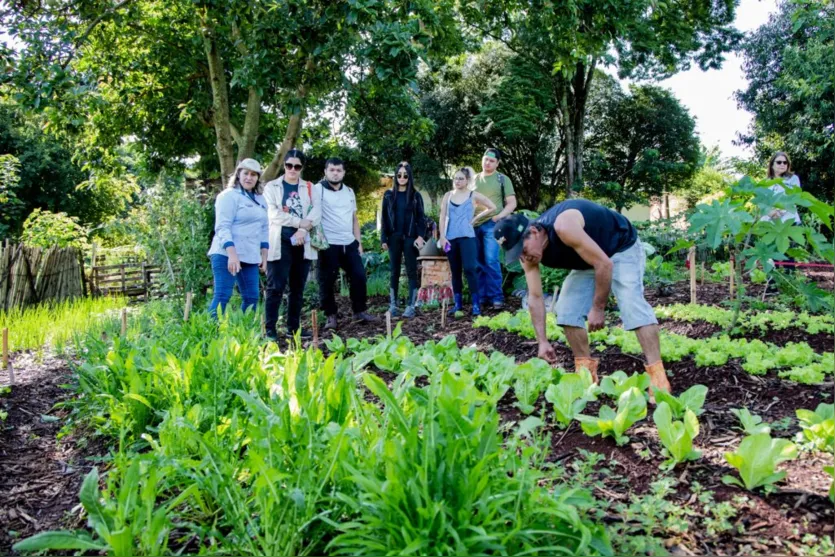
[471,148,517,308]
[494,199,671,395]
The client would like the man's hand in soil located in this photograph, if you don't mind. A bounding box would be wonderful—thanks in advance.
[587,306,605,332]
[538,341,557,364]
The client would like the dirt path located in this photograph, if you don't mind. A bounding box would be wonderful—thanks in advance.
[0,353,103,554]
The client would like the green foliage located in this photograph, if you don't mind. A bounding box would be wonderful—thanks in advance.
[512,358,559,414]
[599,371,650,400]
[545,368,597,428]
[795,404,835,453]
[736,0,835,202]
[126,175,213,296]
[0,154,25,239]
[653,403,701,469]
[584,85,700,212]
[577,388,647,446]
[652,385,708,419]
[20,208,89,250]
[722,434,798,492]
[731,408,771,436]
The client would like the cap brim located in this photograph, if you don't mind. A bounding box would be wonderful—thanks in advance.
[503,240,524,265]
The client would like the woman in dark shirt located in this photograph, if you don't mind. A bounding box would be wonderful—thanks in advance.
[380,162,427,318]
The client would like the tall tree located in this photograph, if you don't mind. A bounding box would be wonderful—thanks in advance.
[457,0,740,197]
[584,84,700,213]
[3,0,459,187]
[736,0,834,202]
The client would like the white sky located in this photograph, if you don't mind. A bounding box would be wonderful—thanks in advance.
[643,0,778,159]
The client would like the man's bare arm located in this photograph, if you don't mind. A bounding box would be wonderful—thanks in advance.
[554,210,613,311]
[523,261,548,344]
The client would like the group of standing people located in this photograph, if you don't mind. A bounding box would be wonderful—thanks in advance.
[207,151,377,341]
[380,148,517,318]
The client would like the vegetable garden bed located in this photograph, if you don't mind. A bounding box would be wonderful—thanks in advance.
[0,277,832,555]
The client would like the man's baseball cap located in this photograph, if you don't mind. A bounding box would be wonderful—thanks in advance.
[494,213,530,264]
[483,147,502,160]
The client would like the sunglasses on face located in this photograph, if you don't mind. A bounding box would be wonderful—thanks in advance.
[397,173,408,178]
[285,163,303,171]
[774,160,788,165]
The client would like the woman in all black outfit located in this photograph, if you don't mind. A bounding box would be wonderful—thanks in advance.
[380,162,427,318]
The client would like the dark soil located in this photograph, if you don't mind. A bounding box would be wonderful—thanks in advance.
[2,275,832,555]
[0,353,106,554]
[313,280,834,555]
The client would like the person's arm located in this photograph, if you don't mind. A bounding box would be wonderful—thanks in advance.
[524,260,557,363]
[259,198,269,272]
[492,195,517,222]
[264,181,302,229]
[302,181,322,229]
[555,209,613,332]
[439,192,450,244]
[214,192,242,275]
[472,192,497,225]
[380,193,390,249]
[414,193,427,248]
[353,211,363,255]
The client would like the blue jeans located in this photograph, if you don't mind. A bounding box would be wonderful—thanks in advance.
[209,254,261,319]
[475,220,504,303]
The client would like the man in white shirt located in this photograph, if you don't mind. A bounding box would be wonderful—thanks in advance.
[318,158,378,330]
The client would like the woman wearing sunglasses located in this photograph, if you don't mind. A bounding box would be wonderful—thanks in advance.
[380,162,427,318]
[263,149,322,340]
[765,151,802,224]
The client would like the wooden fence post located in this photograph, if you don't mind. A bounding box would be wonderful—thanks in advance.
[441,299,447,329]
[120,264,126,294]
[183,292,193,321]
[386,310,392,339]
[312,310,319,349]
[689,247,697,305]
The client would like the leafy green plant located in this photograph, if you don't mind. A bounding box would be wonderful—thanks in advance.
[796,403,834,452]
[21,208,89,250]
[825,466,834,503]
[599,371,650,399]
[652,385,708,419]
[577,387,647,445]
[731,408,771,435]
[545,368,597,428]
[722,433,798,491]
[653,402,701,469]
[513,358,558,414]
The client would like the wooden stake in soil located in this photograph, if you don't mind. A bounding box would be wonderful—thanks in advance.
[183,291,193,321]
[312,310,319,348]
[441,299,447,329]
[689,247,697,305]
[2,327,12,386]
[729,255,735,300]
[120,308,127,337]
[549,285,560,314]
[385,310,392,338]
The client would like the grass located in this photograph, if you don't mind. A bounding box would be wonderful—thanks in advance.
[0,296,128,353]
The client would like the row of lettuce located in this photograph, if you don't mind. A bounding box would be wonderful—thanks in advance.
[474,310,834,384]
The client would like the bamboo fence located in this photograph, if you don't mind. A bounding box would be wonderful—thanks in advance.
[0,243,85,310]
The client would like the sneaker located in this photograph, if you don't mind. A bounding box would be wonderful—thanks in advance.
[264,332,279,342]
[323,315,338,331]
[353,311,379,323]
[491,300,504,309]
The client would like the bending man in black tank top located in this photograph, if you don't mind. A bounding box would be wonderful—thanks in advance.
[495,200,671,396]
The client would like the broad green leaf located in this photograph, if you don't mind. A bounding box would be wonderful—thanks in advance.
[79,468,113,538]
[723,433,798,490]
[12,531,107,552]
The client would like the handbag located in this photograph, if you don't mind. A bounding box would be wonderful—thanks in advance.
[306,181,329,251]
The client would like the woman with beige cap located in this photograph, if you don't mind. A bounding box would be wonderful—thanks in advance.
[207,158,269,318]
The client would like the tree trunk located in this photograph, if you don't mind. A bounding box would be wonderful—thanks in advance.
[238,87,262,161]
[263,57,315,183]
[202,25,235,189]
[561,89,575,198]
[571,58,596,189]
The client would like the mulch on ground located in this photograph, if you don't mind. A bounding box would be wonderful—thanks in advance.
[0,353,106,554]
